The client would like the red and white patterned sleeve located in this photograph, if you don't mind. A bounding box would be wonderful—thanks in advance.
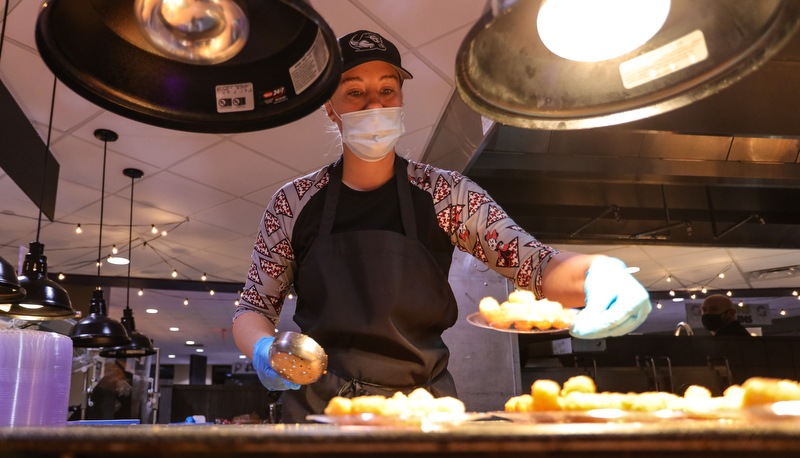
[233,167,328,327]
[408,161,559,300]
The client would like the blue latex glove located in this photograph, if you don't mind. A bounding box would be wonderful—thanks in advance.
[570,257,652,339]
[253,336,301,391]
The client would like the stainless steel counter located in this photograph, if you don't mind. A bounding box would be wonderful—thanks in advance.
[2,420,800,457]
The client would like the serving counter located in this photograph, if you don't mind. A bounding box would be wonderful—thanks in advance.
[2,420,800,457]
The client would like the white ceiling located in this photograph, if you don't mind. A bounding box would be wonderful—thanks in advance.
[1,0,799,366]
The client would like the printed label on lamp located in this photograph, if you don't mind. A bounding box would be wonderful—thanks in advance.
[290,27,330,95]
[619,29,709,90]
[216,82,255,113]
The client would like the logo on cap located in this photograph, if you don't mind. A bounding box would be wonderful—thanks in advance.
[349,32,387,52]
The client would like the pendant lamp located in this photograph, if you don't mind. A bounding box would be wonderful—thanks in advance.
[455,0,800,130]
[0,76,77,321]
[69,129,130,348]
[101,168,156,358]
[0,255,25,302]
[34,0,341,134]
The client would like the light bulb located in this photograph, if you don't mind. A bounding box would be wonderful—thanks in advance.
[537,0,671,62]
[656,302,662,309]
[169,327,180,332]
[76,224,82,234]
[96,261,102,268]
[738,301,744,307]
[201,273,207,281]
[145,308,158,314]
[781,309,787,316]
[134,0,250,65]
[184,298,189,306]
[666,276,671,283]
[690,294,696,299]
[239,354,246,359]
[196,348,204,353]
[669,290,675,296]
[209,290,215,296]
[58,272,65,280]
[185,340,195,345]
[168,355,176,359]
[172,270,178,278]
[138,289,144,296]
[287,293,294,300]
[718,273,725,278]
[161,231,168,236]
[793,291,798,296]
[701,287,707,294]
[112,245,118,254]
[234,299,239,306]
[726,291,732,296]
[152,224,158,234]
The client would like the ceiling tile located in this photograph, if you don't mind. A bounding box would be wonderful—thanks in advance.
[359,0,486,48]
[310,0,408,53]
[230,110,340,173]
[132,171,235,217]
[168,139,298,197]
[191,198,265,236]
[152,219,242,252]
[205,235,257,269]
[417,23,474,84]
[399,53,454,134]
[6,0,37,49]
[53,179,105,217]
[733,250,800,273]
[71,112,224,168]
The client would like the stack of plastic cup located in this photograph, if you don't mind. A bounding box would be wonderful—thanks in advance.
[0,328,73,426]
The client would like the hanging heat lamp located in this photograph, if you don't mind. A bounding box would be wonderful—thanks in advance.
[69,129,130,348]
[101,168,156,358]
[34,0,341,133]
[455,0,800,129]
[0,255,25,302]
[0,76,77,321]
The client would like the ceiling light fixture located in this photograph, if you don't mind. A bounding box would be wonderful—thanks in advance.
[152,225,158,234]
[172,270,178,278]
[701,287,707,294]
[656,302,662,309]
[70,129,131,347]
[456,0,800,129]
[168,355,176,359]
[145,309,158,314]
[669,290,675,296]
[0,255,25,303]
[138,289,144,296]
[727,291,732,296]
[169,327,179,332]
[184,298,189,306]
[75,224,82,234]
[201,273,207,281]
[666,276,672,283]
[781,309,787,316]
[101,168,156,358]
[35,0,342,133]
[1,77,76,321]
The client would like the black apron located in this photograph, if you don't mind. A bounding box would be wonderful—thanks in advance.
[281,156,459,423]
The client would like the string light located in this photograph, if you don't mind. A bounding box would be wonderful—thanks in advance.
[161,230,168,236]
[287,293,294,300]
[58,273,65,280]
[95,260,102,268]
[201,273,207,281]
[234,299,239,306]
[793,291,798,296]
[701,287,707,294]
[690,294,696,299]
[726,291,732,296]
[781,309,787,316]
[209,290,215,296]
[669,290,675,296]
[75,224,82,234]
[151,224,158,234]
[656,302,662,309]
[111,245,118,254]
[718,273,725,278]
[183,298,189,306]
[172,270,178,278]
[138,289,144,296]
[738,301,744,307]
[666,276,672,283]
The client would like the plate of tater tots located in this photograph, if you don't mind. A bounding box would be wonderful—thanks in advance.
[308,388,487,427]
[496,375,800,423]
[468,290,577,334]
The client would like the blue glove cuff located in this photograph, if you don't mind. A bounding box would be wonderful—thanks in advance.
[252,336,301,391]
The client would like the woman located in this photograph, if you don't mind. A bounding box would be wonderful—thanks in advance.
[232,30,651,423]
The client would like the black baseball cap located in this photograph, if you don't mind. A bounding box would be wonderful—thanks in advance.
[338,30,413,80]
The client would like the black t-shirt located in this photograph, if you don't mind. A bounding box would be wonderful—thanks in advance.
[291,174,455,277]
[715,319,752,337]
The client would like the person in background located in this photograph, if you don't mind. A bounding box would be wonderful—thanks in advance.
[232,30,652,423]
[701,294,752,337]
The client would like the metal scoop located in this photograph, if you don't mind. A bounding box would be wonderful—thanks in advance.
[268,331,328,385]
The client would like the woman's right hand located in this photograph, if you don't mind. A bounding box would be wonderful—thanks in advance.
[252,336,301,391]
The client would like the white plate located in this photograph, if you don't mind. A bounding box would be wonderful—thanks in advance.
[466,311,571,334]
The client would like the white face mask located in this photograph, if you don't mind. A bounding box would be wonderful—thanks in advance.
[332,106,405,162]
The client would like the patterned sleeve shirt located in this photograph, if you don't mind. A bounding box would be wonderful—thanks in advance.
[233,158,559,328]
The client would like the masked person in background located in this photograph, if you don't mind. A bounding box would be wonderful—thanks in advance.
[701,294,752,337]
[232,30,652,423]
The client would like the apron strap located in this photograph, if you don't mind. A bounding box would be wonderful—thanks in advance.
[318,155,417,239]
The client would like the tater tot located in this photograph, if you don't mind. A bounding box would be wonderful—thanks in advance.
[561,376,596,396]
[434,396,466,414]
[684,385,712,398]
[508,290,536,305]
[742,377,800,405]
[350,395,386,414]
[532,380,562,411]
[324,397,353,415]
[408,388,435,402]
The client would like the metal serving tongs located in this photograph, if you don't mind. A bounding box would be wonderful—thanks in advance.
[269,331,328,385]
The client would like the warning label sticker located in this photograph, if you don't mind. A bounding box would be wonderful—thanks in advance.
[216,82,255,113]
[619,29,709,90]
[289,28,330,95]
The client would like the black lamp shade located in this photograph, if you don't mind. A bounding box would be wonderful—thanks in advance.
[0,255,25,302]
[0,242,75,320]
[35,0,342,133]
[100,307,156,357]
[456,0,800,129]
[69,289,131,348]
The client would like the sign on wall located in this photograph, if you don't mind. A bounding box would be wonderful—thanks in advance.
[685,302,772,328]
